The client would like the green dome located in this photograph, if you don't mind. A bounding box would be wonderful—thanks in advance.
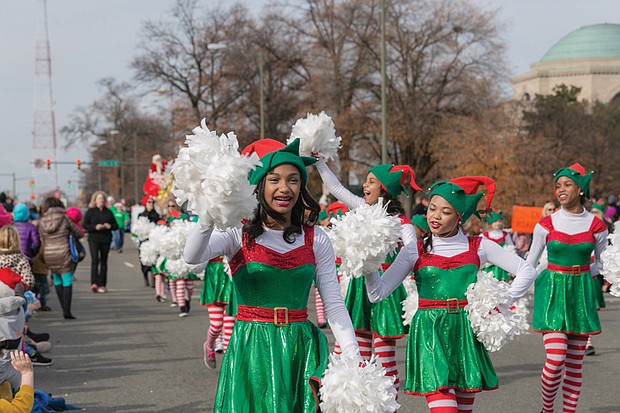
[541,24,620,62]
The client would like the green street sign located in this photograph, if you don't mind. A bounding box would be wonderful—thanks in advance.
[99,160,120,167]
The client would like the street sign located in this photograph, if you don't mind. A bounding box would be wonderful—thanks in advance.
[98,160,120,167]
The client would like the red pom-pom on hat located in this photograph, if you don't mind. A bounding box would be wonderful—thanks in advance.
[241,139,284,158]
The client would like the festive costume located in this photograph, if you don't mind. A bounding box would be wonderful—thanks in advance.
[480,232,514,282]
[316,160,419,393]
[524,163,608,413]
[365,176,537,409]
[182,138,360,413]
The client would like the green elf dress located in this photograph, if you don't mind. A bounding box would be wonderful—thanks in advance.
[214,226,330,413]
[199,256,233,307]
[480,230,513,282]
[532,214,608,335]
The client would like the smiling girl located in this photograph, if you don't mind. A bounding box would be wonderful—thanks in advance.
[315,158,421,394]
[363,176,537,412]
[183,139,360,413]
[525,163,608,413]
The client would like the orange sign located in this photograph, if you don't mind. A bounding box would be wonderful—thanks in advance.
[511,206,543,234]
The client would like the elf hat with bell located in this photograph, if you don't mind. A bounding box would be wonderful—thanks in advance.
[553,163,593,199]
[242,138,316,186]
[427,176,496,223]
[368,164,422,197]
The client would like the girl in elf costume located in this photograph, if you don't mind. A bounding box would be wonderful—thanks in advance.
[526,163,608,413]
[315,158,420,394]
[184,139,360,413]
[480,211,515,282]
[200,256,235,368]
[364,176,537,412]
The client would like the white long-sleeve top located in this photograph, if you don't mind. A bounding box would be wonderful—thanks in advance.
[365,231,537,305]
[183,224,360,358]
[315,158,416,245]
[525,208,608,278]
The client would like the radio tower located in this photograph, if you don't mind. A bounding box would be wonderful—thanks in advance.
[32,0,59,192]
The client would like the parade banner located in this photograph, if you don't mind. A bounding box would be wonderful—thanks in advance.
[511,206,542,234]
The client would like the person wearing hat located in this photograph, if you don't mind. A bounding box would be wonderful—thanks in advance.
[525,163,608,413]
[184,138,360,413]
[364,176,537,411]
[315,158,421,394]
[480,210,515,282]
[411,213,430,241]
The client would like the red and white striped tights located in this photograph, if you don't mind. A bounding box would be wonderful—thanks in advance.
[541,332,588,413]
[205,305,236,352]
[174,279,195,308]
[426,389,475,412]
[334,331,400,395]
[315,288,326,325]
[154,274,166,298]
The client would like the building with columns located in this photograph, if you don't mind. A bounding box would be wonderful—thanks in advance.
[512,23,620,103]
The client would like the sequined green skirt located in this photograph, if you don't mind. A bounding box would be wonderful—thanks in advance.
[199,262,232,306]
[533,270,601,335]
[214,320,327,413]
[483,265,511,282]
[404,308,498,395]
[592,275,606,309]
[345,276,407,337]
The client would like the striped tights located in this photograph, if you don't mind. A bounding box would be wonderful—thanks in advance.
[205,305,224,352]
[315,287,326,325]
[541,332,588,413]
[374,336,400,395]
[154,274,166,298]
[333,330,373,360]
[174,279,194,307]
[426,389,476,412]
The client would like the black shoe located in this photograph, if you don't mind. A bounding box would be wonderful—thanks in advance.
[318,322,328,329]
[27,330,50,342]
[63,313,77,320]
[31,352,53,366]
[156,295,167,302]
[585,345,595,356]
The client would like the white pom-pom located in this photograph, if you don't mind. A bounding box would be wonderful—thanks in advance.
[158,220,198,261]
[288,112,341,161]
[327,201,401,278]
[165,258,200,278]
[172,119,260,229]
[503,244,517,255]
[510,297,530,334]
[338,271,351,299]
[465,271,528,352]
[401,277,418,326]
[319,354,399,413]
[601,222,620,297]
[139,240,159,266]
[132,216,157,242]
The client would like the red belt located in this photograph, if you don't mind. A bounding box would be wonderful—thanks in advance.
[418,298,468,314]
[236,305,308,327]
[547,263,590,275]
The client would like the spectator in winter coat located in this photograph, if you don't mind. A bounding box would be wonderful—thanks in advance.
[11,204,40,264]
[37,197,82,320]
[0,205,11,228]
[82,191,118,294]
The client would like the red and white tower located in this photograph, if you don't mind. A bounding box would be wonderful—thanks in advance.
[32,0,59,192]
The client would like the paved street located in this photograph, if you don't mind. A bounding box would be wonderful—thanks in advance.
[29,236,620,412]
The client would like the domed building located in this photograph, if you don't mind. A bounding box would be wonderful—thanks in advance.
[512,23,620,103]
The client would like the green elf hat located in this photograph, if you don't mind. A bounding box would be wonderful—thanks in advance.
[591,203,604,212]
[368,164,422,197]
[318,207,328,221]
[553,163,593,199]
[485,210,503,224]
[427,176,496,223]
[326,202,348,218]
[242,138,317,186]
[411,214,430,233]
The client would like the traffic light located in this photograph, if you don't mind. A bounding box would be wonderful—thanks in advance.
[29,179,35,188]
[76,158,81,170]
[45,158,51,170]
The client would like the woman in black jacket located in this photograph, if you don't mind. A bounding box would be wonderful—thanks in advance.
[83,191,118,293]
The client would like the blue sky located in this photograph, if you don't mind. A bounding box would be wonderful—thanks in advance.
[1,0,618,200]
